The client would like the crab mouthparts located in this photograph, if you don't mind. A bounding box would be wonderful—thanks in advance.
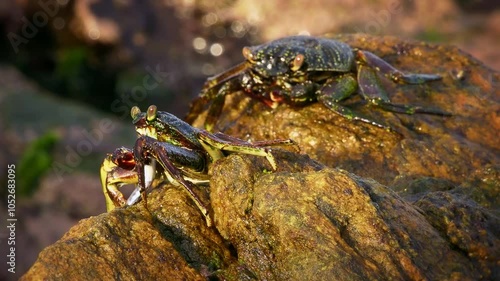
[136,127,157,139]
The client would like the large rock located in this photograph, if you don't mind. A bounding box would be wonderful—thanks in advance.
[209,153,490,280]
[22,35,499,280]
[191,34,499,198]
[22,151,498,280]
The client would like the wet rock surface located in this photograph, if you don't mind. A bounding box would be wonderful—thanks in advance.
[22,151,498,280]
[22,35,499,280]
[21,208,207,280]
[210,153,490,280]
[191,34,499,192]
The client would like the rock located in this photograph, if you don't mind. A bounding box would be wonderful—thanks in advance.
[20,210,206,280]
[22,35,499,280]
[20,191,226,280]
[210,153,488,280]
[190,34,499,195]
[22,151,497,280]
[415,191,500,279]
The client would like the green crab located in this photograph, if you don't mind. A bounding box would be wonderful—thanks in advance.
[100,105,295,226]
[188,35,449,131]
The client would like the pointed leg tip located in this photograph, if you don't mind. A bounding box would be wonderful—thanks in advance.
[206,217,213,227]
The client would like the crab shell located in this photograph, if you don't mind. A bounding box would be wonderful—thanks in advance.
[243,35,354,78]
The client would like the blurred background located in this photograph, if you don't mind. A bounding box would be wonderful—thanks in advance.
[0,0,498,278]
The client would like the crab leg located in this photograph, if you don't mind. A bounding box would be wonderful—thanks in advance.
[213,132,298,151]
[314,74,393,130]
[134,135,212,227]
[204,82,234,132]
[356,50,442,84]
[357,64,451,116]
[186,62,249,125]
[203,61,250,92]
[197,130,295,170]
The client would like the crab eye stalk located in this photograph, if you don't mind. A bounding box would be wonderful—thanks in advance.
[147,105,157,122]
[131,106,141,120]
[291,53,305,71]
[242,47,255,62]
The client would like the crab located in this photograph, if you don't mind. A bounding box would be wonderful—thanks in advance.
[187,35,449,131]
[100,105,295,226]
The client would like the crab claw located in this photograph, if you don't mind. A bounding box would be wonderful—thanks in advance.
[127,187,142,206]
[126,159,157,206]
[144,159,156,188]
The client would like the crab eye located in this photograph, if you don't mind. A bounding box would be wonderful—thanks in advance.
[131,106,141,120]
[242,47,255,62]
[147,105,157,121]
[291,53,304,71]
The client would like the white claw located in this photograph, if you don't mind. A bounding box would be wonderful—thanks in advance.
[126,159,156,206]
[127,188,142,205]
[144,160,156,188]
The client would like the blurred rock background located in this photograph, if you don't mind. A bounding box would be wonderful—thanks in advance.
[0,0,498,279]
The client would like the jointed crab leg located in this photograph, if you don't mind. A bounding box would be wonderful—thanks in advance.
[203,61,250,92]
[197,131,296,170]
[356,63,451,116]
[204,82,237,132]
[134,135,212,226]
[355,50,442,84]
[186,62,249,125]
[316,74,392,129]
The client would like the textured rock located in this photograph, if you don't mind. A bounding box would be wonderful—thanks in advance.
[190,34,499,200]
[21,209,206,280]
[210,153,488,280]
[23,35,499,280]
[22,151,497,280]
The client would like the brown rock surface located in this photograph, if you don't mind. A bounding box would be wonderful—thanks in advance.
[22,35,499,280]
[191,34,499,191]
[21,209,205,280]
[22,151,498,280]
[209,153,490,280]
